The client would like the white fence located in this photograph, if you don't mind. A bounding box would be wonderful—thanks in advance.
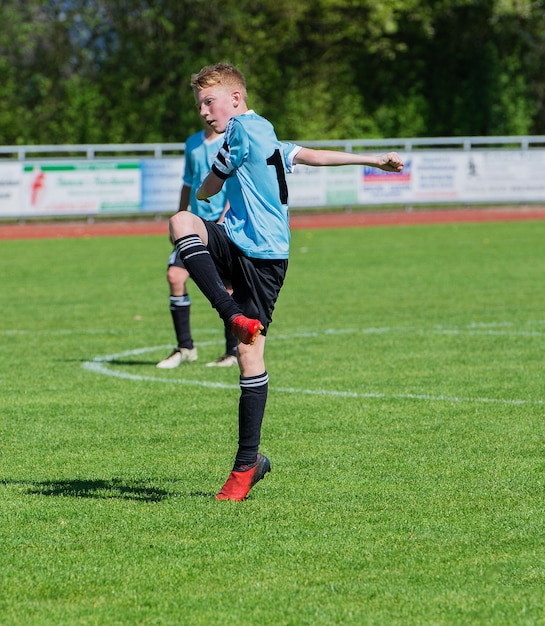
[1,136,545,219]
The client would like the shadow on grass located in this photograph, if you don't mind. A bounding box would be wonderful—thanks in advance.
[3,478,217,501]
[3,478,176,502]
[34,478,173,501]
[103,358,161,366]
[75,358,160,366]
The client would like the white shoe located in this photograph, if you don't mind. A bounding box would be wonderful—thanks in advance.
[206,354,238,367]
[156,347,198,368]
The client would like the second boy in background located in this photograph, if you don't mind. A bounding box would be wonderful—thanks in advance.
[157,126,238,369]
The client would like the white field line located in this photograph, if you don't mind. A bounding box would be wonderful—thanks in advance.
[3,319,545,338]
[79,323,545,406]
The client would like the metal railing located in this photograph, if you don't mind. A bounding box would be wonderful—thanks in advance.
[2,135,545,160]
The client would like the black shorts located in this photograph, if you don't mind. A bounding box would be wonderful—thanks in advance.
[204,220,288,335]
[167,248,185,269]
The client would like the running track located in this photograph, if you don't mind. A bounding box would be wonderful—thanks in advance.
[1,206,545,240]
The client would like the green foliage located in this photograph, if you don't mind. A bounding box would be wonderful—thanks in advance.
[1,219,545,624]
[0,0,544,144]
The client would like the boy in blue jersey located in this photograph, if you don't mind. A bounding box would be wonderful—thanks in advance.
[169,63,404,501]
[157,126,238,369]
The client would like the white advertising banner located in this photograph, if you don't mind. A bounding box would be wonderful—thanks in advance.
[357,149,545,205]
[0,163,23,215]
[288,164,362,207]
[359,160,413,204]
[141,157,184,213]
[458,150,545,202]
[21,161,141,216]
[1,147,545,218]
[287,165,328,207]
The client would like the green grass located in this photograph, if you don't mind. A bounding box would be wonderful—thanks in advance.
[1,220,545,625]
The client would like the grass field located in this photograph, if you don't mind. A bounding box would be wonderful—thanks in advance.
[1,220,544,625]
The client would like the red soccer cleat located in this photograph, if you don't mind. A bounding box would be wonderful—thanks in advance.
[216,454,271,501]
[230,315,263,345]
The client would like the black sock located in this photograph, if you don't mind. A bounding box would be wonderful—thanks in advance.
[174,235,240,323]
[234,372,269,469]
[169,294,193,349]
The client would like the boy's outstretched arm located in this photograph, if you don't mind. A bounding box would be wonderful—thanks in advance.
[294,148,404,172]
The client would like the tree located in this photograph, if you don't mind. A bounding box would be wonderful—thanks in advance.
[0,0,544,144]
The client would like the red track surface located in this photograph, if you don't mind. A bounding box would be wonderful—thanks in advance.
[1,206,545,240]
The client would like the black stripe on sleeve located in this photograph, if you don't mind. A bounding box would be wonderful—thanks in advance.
[212,163,229,180]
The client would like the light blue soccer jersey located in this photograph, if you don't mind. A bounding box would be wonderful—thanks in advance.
[211,111,301,259]
[183,130,227,221]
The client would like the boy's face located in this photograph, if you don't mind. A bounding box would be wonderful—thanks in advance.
[194,84,239,134]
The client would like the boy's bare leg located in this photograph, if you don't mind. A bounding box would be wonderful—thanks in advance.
[169,210,208,245]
